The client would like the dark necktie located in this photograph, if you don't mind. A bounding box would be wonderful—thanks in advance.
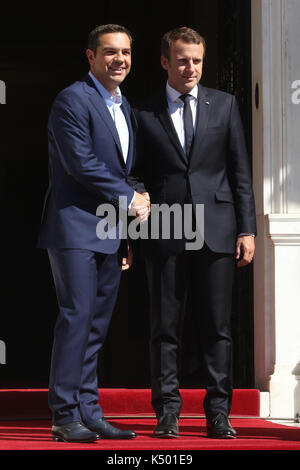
[180,94,194,156]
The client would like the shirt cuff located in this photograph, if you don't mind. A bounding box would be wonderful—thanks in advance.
[128,192,135,209]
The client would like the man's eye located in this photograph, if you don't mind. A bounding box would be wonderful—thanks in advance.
[104,50,116,55]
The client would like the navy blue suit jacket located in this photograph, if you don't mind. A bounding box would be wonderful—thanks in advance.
[38,74,135,254]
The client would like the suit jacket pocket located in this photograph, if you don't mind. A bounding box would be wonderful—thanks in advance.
[215,190,234,203]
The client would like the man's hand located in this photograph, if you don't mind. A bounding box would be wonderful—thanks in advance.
[122,244,133,271]
[142,192,150,205]
[236,235,255,268]
[129,191,151,223]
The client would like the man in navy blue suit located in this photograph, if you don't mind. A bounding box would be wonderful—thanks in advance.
[38,24,149,443]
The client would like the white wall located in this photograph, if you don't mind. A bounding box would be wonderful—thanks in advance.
[252,0,300,418]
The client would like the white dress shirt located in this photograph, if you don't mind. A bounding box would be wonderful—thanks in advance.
[88,71,129,162]
[166,82,198,153]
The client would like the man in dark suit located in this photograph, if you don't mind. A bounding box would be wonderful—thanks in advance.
[38,24,149,443]
[131,27,256,439]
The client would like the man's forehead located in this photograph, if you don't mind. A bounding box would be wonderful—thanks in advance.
[98,32,131,46]
[170,40,203,54]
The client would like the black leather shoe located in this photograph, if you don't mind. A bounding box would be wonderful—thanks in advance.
[87,419,136,439]
[154,413,179,438]
[52,422,100,443]
[206,413,237,439]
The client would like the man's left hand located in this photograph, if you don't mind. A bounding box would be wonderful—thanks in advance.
[236,235,255,268]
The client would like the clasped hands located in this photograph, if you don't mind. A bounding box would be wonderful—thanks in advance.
[129,191,151,223]
[122,191,150,271]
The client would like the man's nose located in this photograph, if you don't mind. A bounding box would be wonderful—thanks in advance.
[185,60,194,71]
[114,52,124,62]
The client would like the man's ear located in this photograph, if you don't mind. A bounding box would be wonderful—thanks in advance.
[86,48,95,67]
[160,55,169,71]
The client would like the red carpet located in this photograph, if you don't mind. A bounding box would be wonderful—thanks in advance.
[0,389,299,451]
[0,418,300,450]
[0,388,259,419]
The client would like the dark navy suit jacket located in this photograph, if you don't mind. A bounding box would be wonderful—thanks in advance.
[38,74,135,254]
[130,84,257,255]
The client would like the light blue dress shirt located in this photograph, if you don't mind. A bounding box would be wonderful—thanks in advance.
[88,71,129,162]
[88,71,136,210]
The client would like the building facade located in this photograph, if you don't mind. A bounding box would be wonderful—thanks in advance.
[0,1,299,419]
[252,0,300,419]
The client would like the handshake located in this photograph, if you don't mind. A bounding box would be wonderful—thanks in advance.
[129,191,151,223]
[122,191,151,271]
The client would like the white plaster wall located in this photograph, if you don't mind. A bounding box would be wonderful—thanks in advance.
[282,1,300,212]
[252,0,300,418]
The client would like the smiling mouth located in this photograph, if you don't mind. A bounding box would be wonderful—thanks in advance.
[109,66,126,72]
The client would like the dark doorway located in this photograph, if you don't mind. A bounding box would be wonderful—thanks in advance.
[0,0,253,389]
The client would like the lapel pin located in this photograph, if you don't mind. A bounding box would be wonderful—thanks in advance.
[205,101,210,105]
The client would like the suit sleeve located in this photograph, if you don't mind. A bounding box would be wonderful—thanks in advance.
[48,90,135,206]
[228,96,257,235]
[127,108,147,194]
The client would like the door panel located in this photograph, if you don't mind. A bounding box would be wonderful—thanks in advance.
[0,0,253,389]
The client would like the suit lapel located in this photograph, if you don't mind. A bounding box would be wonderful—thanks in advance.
[121,99,134,172]
[156,90,188,165]
[155,85,211,166]
[189,84,210,165]
[83,74,124,159]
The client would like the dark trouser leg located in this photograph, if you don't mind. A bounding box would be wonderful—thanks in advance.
[145,253,187,418]
[188,245,235,418]
[79,252,122,425]
[47,248,121,425]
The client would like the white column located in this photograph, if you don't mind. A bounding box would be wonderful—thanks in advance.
[252,0,300,418]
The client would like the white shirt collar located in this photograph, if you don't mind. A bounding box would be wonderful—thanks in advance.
[89,70,122,106]
[166,82,198,104]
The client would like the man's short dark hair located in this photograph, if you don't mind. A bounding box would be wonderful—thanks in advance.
[87,24,133,54]
[161,27,206,59]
